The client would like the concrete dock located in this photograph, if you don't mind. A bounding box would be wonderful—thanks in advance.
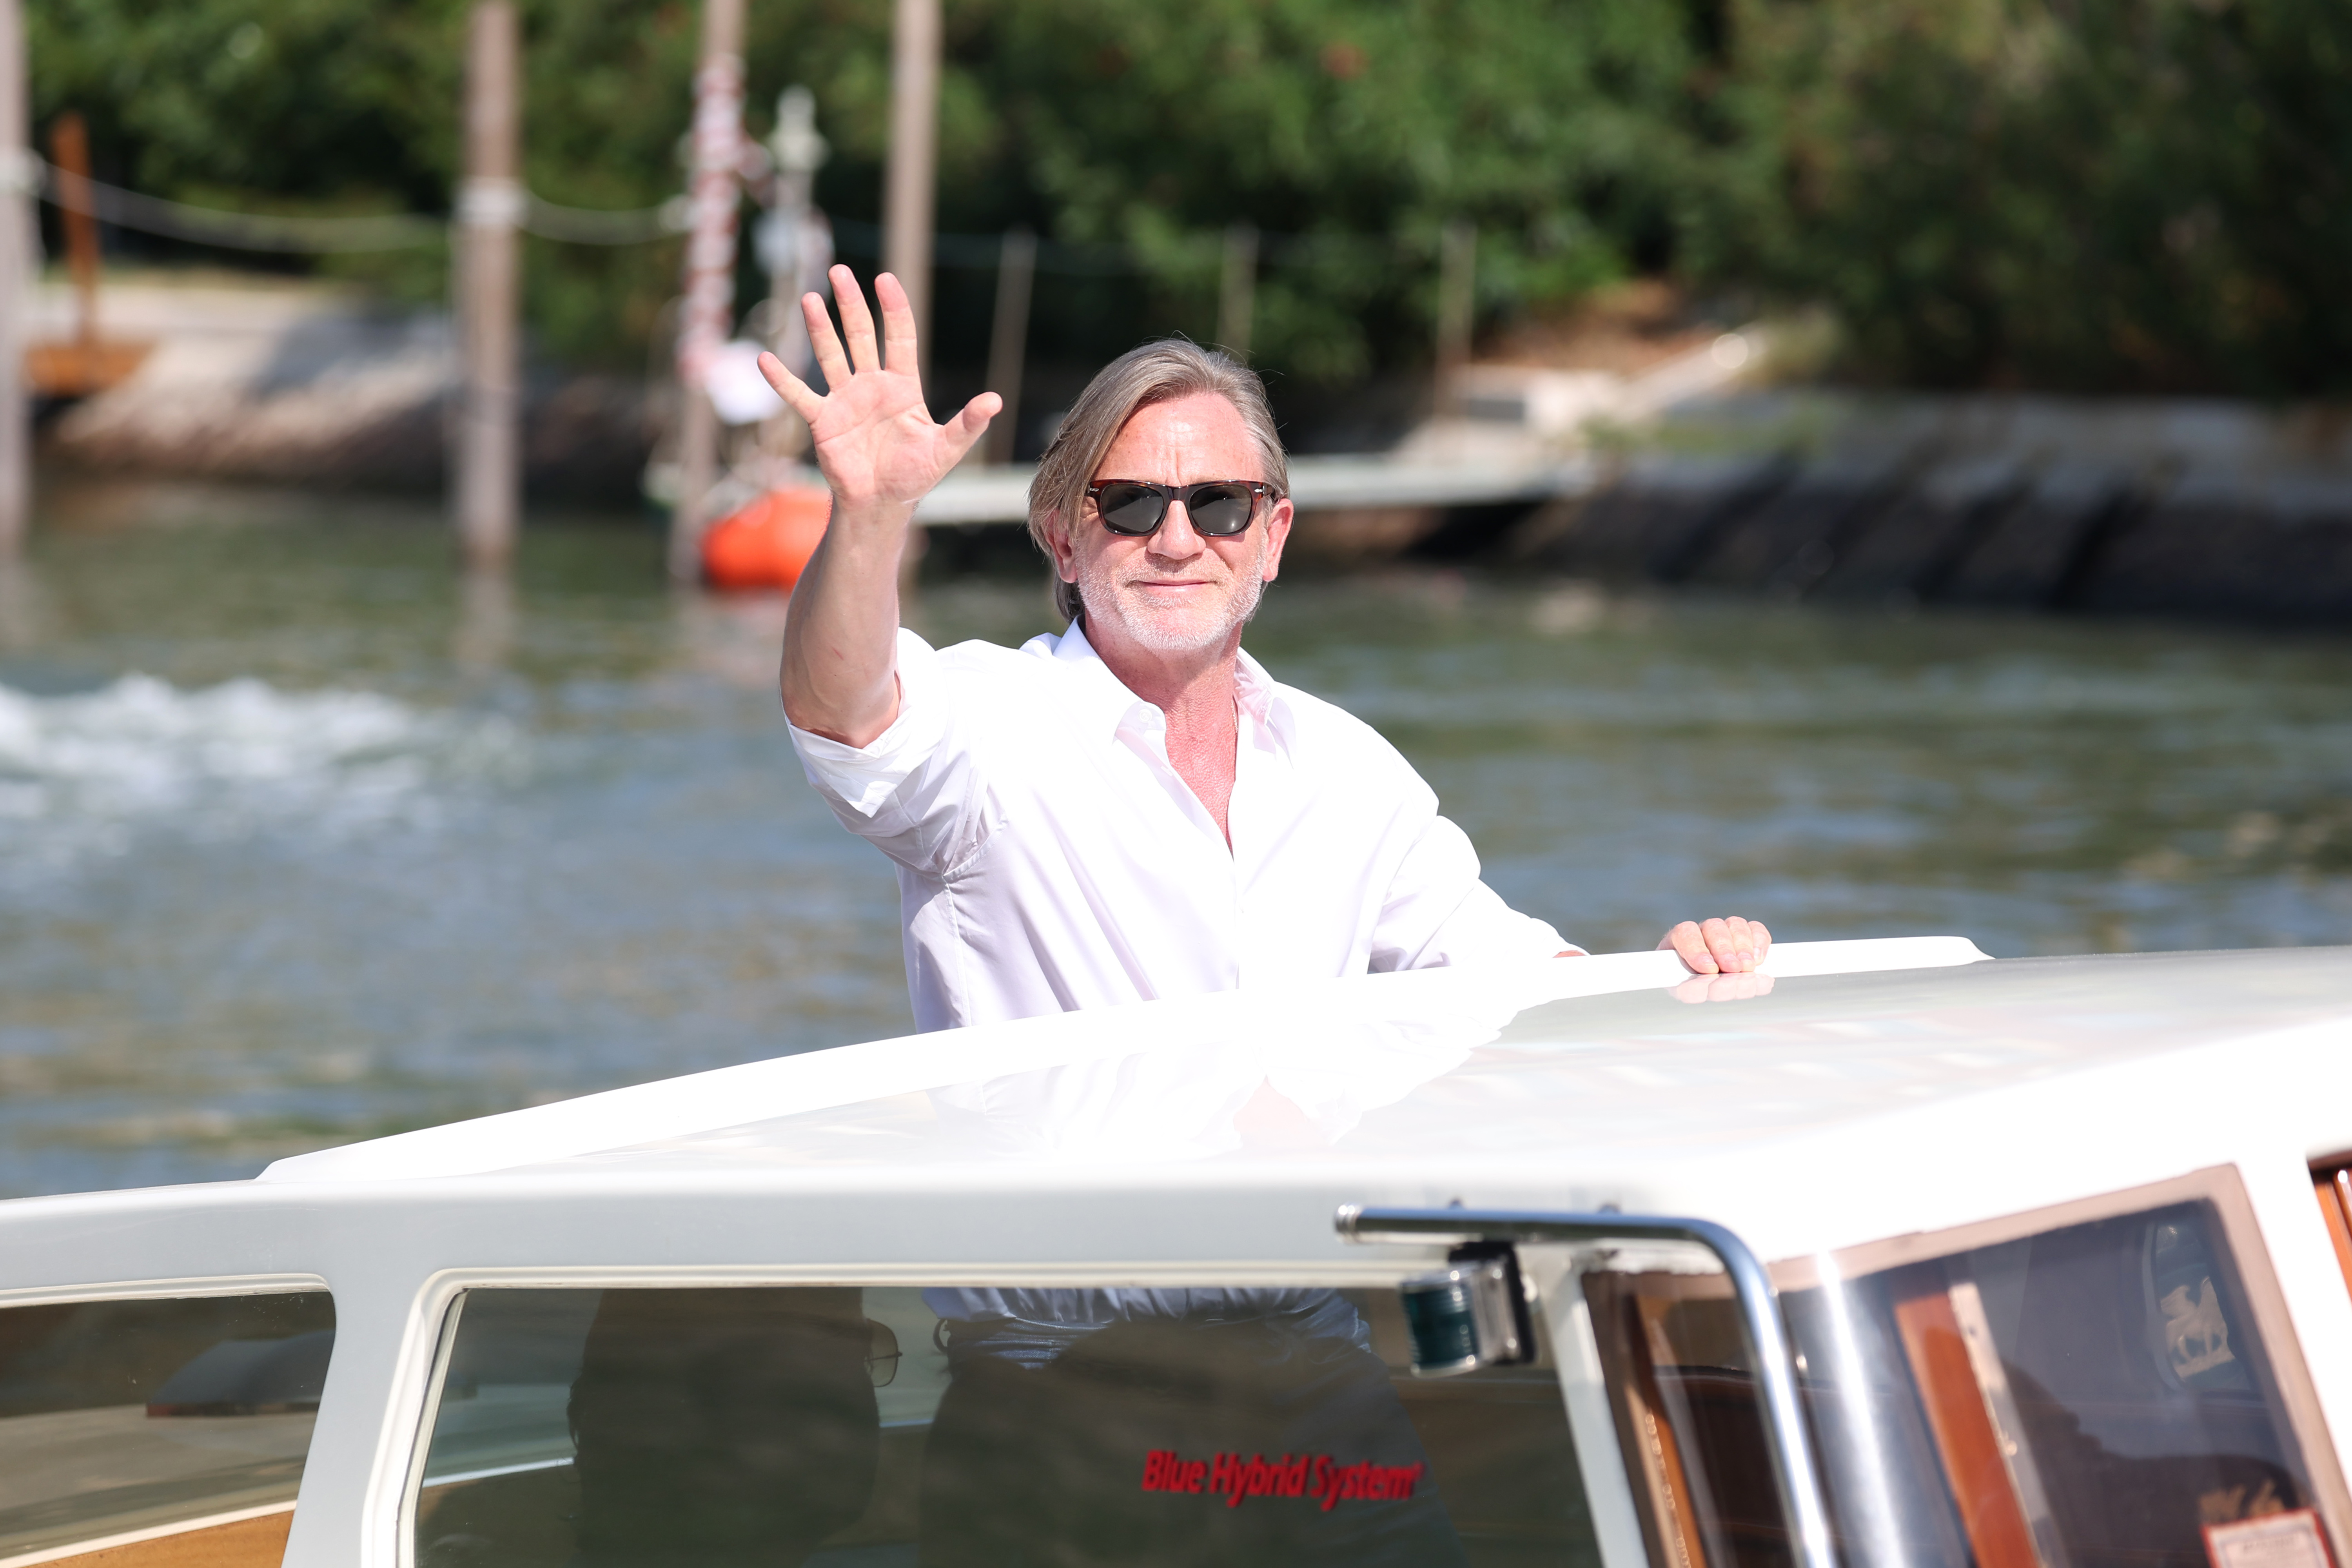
[914,453,1596,525]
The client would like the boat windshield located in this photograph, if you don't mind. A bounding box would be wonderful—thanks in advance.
[410,1278,1603,1566]
[1585,1176,2341,1568]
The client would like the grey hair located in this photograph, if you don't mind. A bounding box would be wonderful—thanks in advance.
[1027,339,1288,626]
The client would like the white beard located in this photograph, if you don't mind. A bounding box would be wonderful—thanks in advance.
[1078,546,1267,654]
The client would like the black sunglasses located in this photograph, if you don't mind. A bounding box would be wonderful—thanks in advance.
[1085,479,1279,538]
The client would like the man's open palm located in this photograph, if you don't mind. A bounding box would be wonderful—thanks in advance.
[757,267,999,510]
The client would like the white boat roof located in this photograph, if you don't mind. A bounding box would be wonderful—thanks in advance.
[251,938,2352,1260]
[261,937,1999,1186]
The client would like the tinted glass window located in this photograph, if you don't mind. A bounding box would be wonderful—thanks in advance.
[0,1290,335,1564]
[413,1283,1600,1567]
[1589,1198,2326,1568]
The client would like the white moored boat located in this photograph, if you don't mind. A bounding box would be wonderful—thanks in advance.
[2,936,2350,1568]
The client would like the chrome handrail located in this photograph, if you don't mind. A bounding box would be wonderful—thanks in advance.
[1336,1205,1836,1568]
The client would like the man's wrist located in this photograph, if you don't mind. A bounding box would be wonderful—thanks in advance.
[827,495,922,532]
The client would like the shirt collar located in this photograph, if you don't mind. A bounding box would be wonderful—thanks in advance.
[1231,646,1281,732]
[1046,620,1156,734]
[1045,620,1293,746]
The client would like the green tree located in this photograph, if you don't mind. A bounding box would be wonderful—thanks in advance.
[955,0,1713,381]
[33,0,2348,395]
[1711,0,2352,394]
[27,0,1719,379]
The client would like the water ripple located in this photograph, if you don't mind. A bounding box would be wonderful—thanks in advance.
[0,674,526,866]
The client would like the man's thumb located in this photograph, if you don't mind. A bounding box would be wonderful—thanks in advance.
[943,392,1004,457]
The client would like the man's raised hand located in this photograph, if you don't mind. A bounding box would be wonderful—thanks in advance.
[756,267,999,512]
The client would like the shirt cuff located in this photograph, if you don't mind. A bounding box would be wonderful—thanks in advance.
[787,626,950,818]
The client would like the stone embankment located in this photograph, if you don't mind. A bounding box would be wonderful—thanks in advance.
[1514,394,2352,622]
[29,278,651,500]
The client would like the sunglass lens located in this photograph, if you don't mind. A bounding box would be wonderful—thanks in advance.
[1096,483,1165,535]
[1187,483,1255,535]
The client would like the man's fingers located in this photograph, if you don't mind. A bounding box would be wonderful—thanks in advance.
[802,292,851,390]
[1712,912,1750,973]
[1661,916,1773,974]
[1707,916,1755,974]
[833,264,880,373]
[1659,920,1719,974]
[875,272,921,377]
[940,392,1003,461]
[1702,915,1767,973]
[755,352,826,424]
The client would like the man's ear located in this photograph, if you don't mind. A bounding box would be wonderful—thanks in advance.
[1044,510,1079,582]
[1259,497,1295,583]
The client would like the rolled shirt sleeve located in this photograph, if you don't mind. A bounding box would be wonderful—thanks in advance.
[788,627,985,878]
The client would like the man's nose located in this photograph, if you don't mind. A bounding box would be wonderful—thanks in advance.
[1148,499,1207,558]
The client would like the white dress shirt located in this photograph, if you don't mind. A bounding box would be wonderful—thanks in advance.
[788,622,1574,1032]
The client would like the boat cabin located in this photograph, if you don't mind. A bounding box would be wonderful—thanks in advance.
[1,937,2349,1568]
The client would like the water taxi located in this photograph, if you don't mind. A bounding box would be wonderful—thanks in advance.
[1,936,2348,1568]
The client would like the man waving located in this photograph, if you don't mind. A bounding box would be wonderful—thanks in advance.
[759,268,1766,1032]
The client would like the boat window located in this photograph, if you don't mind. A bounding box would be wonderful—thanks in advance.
[409,1282,1602,1567]
[1587,1185,2339,1568]
[0,1288,336,1568]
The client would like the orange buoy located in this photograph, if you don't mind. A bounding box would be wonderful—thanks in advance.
[701,485,832,591]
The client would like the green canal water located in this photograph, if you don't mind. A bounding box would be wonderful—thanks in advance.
[2,491,2347,1196]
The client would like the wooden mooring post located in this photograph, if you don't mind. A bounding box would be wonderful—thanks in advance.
[0,0,29,555]
[884,0,940,374]
[1217,224,1257,362]
[1435,220,1476,413]
[983,227,1033,465]
[668,0,746,581]
[456,0,523,572]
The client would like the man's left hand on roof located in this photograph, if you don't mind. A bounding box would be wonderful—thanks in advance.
[1659,916,1772,975]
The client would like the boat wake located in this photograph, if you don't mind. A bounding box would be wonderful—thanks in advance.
[0,673,526,867]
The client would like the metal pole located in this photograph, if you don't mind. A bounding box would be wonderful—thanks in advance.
[670,0,746,581]
[1337,1205,1838,1568]
[0,0,29,555]
[982,226,1033,465]
[1435,219,1476,410]
[883,0,939,369]
[1217,223,1257,362]
[456,1,522,572]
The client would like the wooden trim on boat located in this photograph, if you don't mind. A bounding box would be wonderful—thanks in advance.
[2309,1161,2352,1301]
[0,1503,293,1568]
[1891,1279,2043,1568]
[1581,1271,1712,1568]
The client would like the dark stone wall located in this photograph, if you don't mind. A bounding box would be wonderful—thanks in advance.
[1514,397,2352,624]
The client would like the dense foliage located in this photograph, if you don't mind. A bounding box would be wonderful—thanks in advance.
[25,0,2352,394]
[1713,0,2352,394]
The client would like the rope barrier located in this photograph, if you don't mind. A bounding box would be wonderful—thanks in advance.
[24,158,1450,274]
[29,158,689,251]
[827,213,1437,276]
[828,214,1132,274]
[522,192,690,245]
[36,159,444,252]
